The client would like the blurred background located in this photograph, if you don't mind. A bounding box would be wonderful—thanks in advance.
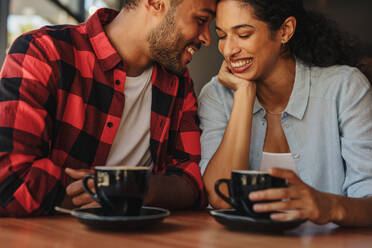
[1,0,372,95]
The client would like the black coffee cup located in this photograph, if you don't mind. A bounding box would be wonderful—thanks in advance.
[215,170,287,219]
[83,166,151,216]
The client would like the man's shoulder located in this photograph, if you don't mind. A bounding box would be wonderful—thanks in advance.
[8,23,87,57]
[37,24,82,44]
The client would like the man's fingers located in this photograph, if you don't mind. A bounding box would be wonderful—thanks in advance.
[65,168,93,180]
[71,193,96,207]
[66,180,84,196]
[66,179,95,197]
[80,201,101,209]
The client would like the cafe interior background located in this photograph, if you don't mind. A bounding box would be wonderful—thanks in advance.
[1,0,372,95]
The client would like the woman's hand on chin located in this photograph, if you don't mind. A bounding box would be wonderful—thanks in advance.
[218,60,256,92]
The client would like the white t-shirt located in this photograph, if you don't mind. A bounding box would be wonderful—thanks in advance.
[260,152,298,174]
[105,66,153,168]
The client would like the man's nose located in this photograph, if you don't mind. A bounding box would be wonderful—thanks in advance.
[199,26,212,47]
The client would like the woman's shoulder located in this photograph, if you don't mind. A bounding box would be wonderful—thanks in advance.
[309,64,371,98]
[311,65,369,87]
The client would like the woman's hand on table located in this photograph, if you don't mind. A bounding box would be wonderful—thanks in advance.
[65,168,100,209]
[249,168,342,225]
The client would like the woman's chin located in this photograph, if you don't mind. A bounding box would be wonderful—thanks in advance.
[232,72,256,82]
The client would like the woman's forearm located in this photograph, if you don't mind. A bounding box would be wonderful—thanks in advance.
[331,195,372,227]
[204,86,255,208]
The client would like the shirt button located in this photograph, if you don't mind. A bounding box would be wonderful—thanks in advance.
[107,122,113,128]
[115,80,120,85]
[284,124,289,128]
[293,154,300,159]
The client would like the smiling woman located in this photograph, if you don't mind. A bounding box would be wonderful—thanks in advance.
[189,0,372,96]
[198,0,372,227]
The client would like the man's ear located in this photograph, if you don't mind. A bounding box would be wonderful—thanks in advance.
[145,0,166,15]
[280,16,296,44]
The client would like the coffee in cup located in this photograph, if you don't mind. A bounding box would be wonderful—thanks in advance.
[83,166,151,216]
[215,170,287,219]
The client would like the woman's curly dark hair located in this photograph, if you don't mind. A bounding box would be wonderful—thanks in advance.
[217,0,361,67]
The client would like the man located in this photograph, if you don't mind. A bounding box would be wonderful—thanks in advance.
[0,0,215,216]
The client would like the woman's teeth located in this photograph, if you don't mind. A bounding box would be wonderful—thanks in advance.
[231,58,253,68]
[186,46,196,55]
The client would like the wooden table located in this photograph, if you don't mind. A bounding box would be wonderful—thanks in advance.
[1,210,371,248]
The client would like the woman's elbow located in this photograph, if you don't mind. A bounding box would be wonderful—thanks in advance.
[206,189,232,209]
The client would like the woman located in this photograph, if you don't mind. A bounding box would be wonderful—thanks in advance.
[198,0,372,226]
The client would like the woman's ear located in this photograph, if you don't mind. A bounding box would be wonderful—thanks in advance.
[280,16,297,44]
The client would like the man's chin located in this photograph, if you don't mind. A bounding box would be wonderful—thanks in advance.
[163,64,186,76]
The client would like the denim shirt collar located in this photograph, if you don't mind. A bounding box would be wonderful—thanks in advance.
[253,59,311,120]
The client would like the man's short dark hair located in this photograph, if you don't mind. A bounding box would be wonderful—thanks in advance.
[121,0,141,9]
[122,0,182,10]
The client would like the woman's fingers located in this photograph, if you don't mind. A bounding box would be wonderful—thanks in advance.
[270,210,305,222]
[253,199,304,213]
[250,187,296,201]
[218,60,254,91]
[269,168,302,184]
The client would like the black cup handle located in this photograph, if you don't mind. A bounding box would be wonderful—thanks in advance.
[82,174,99,202]
[239,199,258,217]
[215,179,238,209]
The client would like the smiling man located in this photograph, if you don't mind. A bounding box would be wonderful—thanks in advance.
[0,0,215,217]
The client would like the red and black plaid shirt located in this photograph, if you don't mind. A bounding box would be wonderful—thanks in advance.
[0,8,205,217]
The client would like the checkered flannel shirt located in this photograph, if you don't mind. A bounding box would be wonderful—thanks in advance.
[0,8,206,217]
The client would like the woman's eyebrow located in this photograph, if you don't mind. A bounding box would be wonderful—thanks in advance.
[215,24,254,31]
[231,24,254,30]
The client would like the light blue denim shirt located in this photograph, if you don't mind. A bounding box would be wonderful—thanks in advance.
[198,60,372,198]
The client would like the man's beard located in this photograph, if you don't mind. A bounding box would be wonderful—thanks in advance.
[147,9,187,76]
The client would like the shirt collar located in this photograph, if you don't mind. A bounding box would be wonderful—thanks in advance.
[253,59,311,120]
[85,8,123,72]
[285,59,311,120]
[253,97,262,114]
